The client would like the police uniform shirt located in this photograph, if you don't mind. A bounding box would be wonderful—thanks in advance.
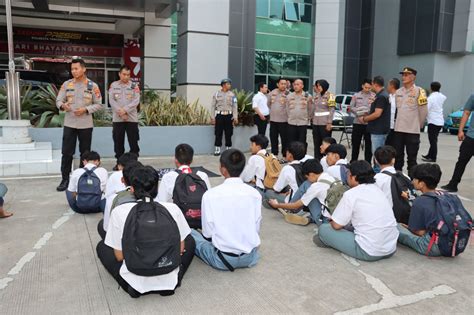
[108,80,140,123]
[287,91,313,126]
[350,91,375,125]
[56,78,103,129]
[268,89,288,123]
[394,84,428,134]
[312,91,336,125]
[212,90,238,120]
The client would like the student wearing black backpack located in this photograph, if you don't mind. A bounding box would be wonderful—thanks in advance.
[398,164,472,257]
[97,166,195,298]
[66,151,108,214]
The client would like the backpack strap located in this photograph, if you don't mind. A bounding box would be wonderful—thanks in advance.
[381,170,394,177]
[319,179,334,186]
[83,166,97,175]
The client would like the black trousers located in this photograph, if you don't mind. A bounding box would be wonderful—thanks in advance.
[385,129,395,147]
[96,234,195,298]
[113,122,140,161]
[448,136,474,187]
[393,132,420,178]
[254,115,269,136]
[270,121,288,156]
[97,219,106,240]
[288,125,307,147]
[351,124,372,163]
[425,123,442,160]
[312,125,332,159]
[215,114,233,147]
[61,126,93,180]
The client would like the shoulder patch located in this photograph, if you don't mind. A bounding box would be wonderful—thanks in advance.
[418,88,428,106]
[328,93,336,107]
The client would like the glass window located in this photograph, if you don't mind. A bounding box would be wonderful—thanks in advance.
[284,1,300,22]
[282,53,297,76]
[257,0,269,17]
[299,4,312,23]
[268,75,282,90]
[255,50,268,74]
[345,96,352,105]
[269,0,284,19]
[267,52,283,75]
[296,55,310,76]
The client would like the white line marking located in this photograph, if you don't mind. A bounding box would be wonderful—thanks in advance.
[457,195,472,202]
[19,199,32,203]
[7,252,36,276]
[33,232,53,250]
[0,175,62,180]
[0,277,13,290]
[52,213,72,230]
[341,254,361,267]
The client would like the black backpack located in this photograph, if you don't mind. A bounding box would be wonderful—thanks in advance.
[382,171,415,224]
[122,198,181,276]
[290,164,305,187]
[76,167,102,213]
[425,192,473,257]
[172,170,208,229]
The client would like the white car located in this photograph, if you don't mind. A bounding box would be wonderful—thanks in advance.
[335,94,353,114]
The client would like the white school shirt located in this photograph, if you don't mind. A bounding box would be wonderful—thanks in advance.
[67,163,108,196]
[104,170,126,199]
[320,156,329,171]
[331,184,399,257]
[427,92,446,126]
[240,150,266,189]
[156,165,211,203]
[374,166,410,209]
[201,178,262,254]
[389,93,396,129]
[327,159,348,181]
[273,160,300,193]
[105,201,191,293]
[252,91,270,116]
[301,154,314,163]
[103,186,134,231]
[301,173,335,218]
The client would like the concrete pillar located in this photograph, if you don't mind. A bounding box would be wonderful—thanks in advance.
[176,0,230,111]
[313,0,346,94]
[142,12,172,96]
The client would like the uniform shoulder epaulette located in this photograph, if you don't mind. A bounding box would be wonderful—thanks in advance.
[328,93,336,107]
[86,79,93,92]
[417,88,428,106]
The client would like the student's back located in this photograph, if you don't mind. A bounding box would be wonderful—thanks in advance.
[105,170,125,199]
[327,159,348,181]
[157,166,211,203]
[273,161,301,193]
[69,163,108,194]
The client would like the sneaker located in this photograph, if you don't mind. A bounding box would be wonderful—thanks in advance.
[421,154,429,159]
[312,234,329,248]
[214,147,221,156]
[225,146,231,151]
[441,184,458,193]
[421,157,436,162]
[56,179,69,192]
[277,208,310,226]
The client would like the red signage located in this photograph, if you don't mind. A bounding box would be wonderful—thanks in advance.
[0,42,122,57]
[123,39,141,85]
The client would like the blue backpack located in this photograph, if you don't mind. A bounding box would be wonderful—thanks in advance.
[339,164,349,185]
[425,192,473,257]
[76,167,102,213]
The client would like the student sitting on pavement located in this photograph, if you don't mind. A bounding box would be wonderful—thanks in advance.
[326,144,349,182]
[104,152,138,200]
[97,165,195,298]
[0,183,12,219]
[301,142,314,163]
[191,149,262,271]
[240,134,270,194]
[66,151,108,214]
[314,160,399,262]
[268,159,335,226]
[264,141,306,206]
[320,137,337,171]
[99,160,143,240]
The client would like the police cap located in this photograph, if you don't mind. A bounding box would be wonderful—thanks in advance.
[220,78,232,85]
[399,67,417,75]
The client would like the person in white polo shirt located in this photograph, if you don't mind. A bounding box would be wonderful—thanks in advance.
[422,81,446,163]
[191,149,262,271]
[253,82,270,135]
[325,144,349,183]
[314,160,399,261]
[240,134,270,195]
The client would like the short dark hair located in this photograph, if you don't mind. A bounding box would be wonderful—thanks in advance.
[258,82,267,91]
[71,58,86,68]
[362,78,372,85]
[389,78,400,90]
[277,77,286,83]
[348,160,375,184]
[322,137,337,145]
[117,152,138,168]
[220,149,246,177]
[325,144,347,159]
[122,161,143,186]
[374,146,396,165]
[411,163,441,189]
[372,76,384,87]
[302,159,323,176]
[175,143,194,165]
[119,65,131,72]
[81,151,100,162]
[287,141,306,160]
[430,81,441,92]
[130,165,159,199]
[250,134,269,149]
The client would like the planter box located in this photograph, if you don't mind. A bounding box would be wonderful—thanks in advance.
[27,125,258,157]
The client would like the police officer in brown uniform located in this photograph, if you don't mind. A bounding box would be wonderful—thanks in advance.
[109,65,140,170]
[211,78,238,156]
[56,58,103,191]
[393,67,428,177]
[312,79,336,159]
[268,78,289,156]
[287,79,313,146]
[349,79,375,163]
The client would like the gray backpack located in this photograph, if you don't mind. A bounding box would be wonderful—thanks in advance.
[320,179,349,214]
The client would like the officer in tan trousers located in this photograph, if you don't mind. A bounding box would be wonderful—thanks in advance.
[393,67,428,178]
[56,58,103,191]
[211,78,238,156]
[287,79,313,146]
[312,79,336,159]
[268,78,289,157]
